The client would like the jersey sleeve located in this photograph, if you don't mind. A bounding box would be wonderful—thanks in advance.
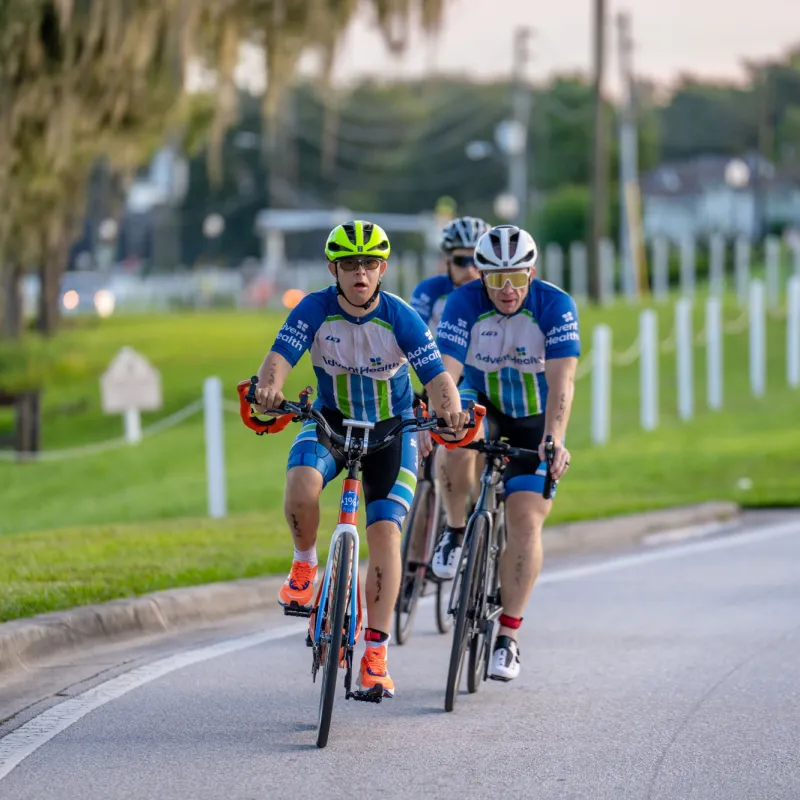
[269,293,327,366]
[391,300,446,385]
[435,288,473,363]
[409,281,433,326]
[540,290,581,359]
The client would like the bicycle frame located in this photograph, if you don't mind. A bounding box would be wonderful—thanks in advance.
[311,465,364,653]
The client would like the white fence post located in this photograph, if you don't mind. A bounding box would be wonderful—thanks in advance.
[676,298,694,420]
[652,236,669,302]
[599,238,615,306]
[204,376,227,518]
[734,236,750,307]
[749,280,766,398]
[124,409,142,445]
[639,310,658,430]
[787,275,800,388]
[545,243,564,288]
[680,236,695,297]
[709,233,725,296]
[706,297,723,410]
[592,325,612,445]
[569,241,588,303]
[765,235,781,310]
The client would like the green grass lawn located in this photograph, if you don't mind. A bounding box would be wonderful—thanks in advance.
[1,291,798,621]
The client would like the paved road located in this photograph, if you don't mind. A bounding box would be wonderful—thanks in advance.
[1,516,798,800]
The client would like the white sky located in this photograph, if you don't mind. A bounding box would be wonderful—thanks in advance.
[319,0,800,95]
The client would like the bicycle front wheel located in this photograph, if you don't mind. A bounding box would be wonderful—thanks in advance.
[444,515,487,712]
[316,531,353,749]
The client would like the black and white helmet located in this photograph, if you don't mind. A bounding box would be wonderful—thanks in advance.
[440,216,491,252]
[474,225,539,270]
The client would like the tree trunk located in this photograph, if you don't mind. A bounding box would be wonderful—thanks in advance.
[1,262,24,339]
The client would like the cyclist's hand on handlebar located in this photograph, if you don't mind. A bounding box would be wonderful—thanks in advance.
[253,385,285,416]
[437,409,471,441]
[539,437,571,481]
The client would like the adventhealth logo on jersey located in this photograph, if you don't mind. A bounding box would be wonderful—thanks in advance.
[475,351,542,366]
[481,330,498,337]
[545,318,579,346]
[276,320,311,350]
[438,320,468,348]
[322,355,400,375]
[407,339,441,368]
[562,311,574,322]
[516,347,527,356]
[325,335,341,343]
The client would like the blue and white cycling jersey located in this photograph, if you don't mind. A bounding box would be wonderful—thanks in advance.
[410,274,455,333]
[436,279,581,418]
[270,286,445,422]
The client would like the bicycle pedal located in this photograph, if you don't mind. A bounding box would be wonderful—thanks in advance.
[282,601,313,618]
[348,687,384,703]
[305,633,313,647]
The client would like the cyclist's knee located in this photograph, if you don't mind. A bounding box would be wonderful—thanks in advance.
[505,487,549,534]
[285,466,323,509]
[439,446,475,490]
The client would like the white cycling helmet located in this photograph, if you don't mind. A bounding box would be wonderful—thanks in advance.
[440,216,491,252]
[474,225,538,270]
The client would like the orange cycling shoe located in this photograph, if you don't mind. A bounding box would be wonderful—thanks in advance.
[279,561,317,609]
[358,644,395,698]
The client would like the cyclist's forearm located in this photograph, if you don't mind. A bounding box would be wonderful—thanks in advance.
[425,356,463,415]
[543,357,577,442]
[257,351,292,393]
[424,370,460,416]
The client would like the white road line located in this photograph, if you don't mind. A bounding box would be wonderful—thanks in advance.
[0,518,797,781]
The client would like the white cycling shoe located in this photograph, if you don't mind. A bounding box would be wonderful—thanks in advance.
[489,635,521,681]
[431,530,462,580]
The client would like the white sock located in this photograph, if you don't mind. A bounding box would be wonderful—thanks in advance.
[294,546,318,567]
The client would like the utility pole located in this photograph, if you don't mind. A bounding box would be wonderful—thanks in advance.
[509,27,533,228]
[616,10,646,298]
[588,0,607,301]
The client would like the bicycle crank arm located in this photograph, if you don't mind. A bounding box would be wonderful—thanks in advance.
[347,687,385,703]
[283,601,313,618]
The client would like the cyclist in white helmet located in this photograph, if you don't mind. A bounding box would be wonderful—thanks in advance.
[431,224,581,681]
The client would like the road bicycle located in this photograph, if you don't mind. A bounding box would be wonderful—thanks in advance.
[238,376,483,747]
[394,430,451,645]
[443,434,556,712]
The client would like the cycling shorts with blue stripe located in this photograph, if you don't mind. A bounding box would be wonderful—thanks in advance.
[459,387,556,498]
[287,406,419,530]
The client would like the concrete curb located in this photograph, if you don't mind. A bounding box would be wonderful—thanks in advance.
[0,501,739,678]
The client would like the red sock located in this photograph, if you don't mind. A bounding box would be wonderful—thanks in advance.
[499,614,523,630]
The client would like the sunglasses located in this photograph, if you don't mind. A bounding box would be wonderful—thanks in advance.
[336,257,384,271]
[450,255,476,268]
[483,270,530,290]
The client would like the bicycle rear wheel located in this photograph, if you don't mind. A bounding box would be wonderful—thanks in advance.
[395,482,432,644]
[316,532,353,749]
[444,515,487,712]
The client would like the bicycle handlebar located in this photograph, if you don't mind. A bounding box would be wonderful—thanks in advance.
[236,376,484,453]
[465,434,557,500]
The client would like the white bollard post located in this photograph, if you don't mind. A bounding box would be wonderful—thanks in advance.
[569,241,588,303]
[652,236,669,302]
[592,325,612,445]
[204,376,228,518]
[792,241,800,276]
[599,238,615,306]
[680,236,695,297]
[639,310,658,430]
[749,280,766,398]
[124,408,142,444]
[676,297,694,420]
[735,236,750,307]
[706,297,723,410]
[787,275,800,388]
[545,243,564,288]
[765,235,781,310]
[709,233,725,296]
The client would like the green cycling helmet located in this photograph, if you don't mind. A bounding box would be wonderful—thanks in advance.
[325,220,391,262]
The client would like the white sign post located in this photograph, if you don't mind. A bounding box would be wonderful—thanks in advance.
[788,275,800,388]
[100,347,163,444]
[639,310,658,430]
[204,376,227,518]
[676,298,694,420]
[706,297,723,410]
[592,325,612,445]
[749,280,766,398]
